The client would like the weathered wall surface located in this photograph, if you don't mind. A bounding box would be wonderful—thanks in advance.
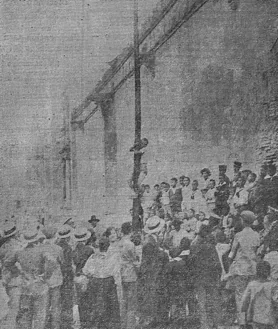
[74,110,106,221]
[74,0,278,223]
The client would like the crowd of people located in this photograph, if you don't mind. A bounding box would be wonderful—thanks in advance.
[1,160,278,329]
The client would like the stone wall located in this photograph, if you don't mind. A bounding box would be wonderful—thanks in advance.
[73,0,278,224]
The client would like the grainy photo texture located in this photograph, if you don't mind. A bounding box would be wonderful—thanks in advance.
[0,0,278,329]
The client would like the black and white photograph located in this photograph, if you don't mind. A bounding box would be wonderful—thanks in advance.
[0,0,278,328]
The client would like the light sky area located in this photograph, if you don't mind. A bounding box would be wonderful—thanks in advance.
[0,0,159,211]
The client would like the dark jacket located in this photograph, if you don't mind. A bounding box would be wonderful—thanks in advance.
[56,240,74,283]
[191,236,221,286]
[215,182,230,216]
[166,254,194,298]
[169,188,182,213]
[73,243,94,276]
[138,235,169,321]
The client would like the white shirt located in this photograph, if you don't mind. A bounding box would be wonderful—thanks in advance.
[216,243,231,281]
[160,190,170,205]
[233,187,249,207]
[181,185,191,201]
[169,229,191,248]
[264,251,278,280]
[141,191,154,207]
[200,178,210,191]
[187,189,203,213]
[83,252,121,285]
[170,187,177,195]
[228,227,260,276]
[205,188,217,204]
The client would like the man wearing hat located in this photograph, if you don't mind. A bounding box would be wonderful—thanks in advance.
[228,211,260,327]
[231,161,242,187]
[0,222,23,329]
[56,225,74,329]
[138,216,170,327]
[215,173,230,217]
[4,226,50,329]
[72,227,94,329]
[219,164,230,186]
[234,161,242,174]
[82,215,100,244]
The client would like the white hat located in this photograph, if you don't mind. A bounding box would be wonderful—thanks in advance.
[144,216,165,234]
[74,227,91,242]
[57,225,72,239]
[2,222,17,238]
[22,228,44,244]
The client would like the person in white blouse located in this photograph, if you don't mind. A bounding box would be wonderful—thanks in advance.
[232,177,249,214]
[180,176,191,212]
[187,180,203,214]
[83,237,121,329]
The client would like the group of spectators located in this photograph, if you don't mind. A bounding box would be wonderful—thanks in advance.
[139,160,278,225]
[1,160,278,329]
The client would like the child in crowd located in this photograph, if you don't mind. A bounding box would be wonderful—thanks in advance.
[131,233,143,264]
[186,209,197,238]
[141,184,155,223]
[245,172,257,192]
[222,214,235,241]
[205,179,217,213]
[160,182,172,220]
[241,261,278,329]
[196,211,209,234]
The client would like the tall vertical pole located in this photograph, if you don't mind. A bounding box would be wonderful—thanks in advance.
[132,0,142,231]
[134,0,141,143]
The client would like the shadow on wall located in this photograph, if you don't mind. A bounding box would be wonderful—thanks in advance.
[179,63,263,147]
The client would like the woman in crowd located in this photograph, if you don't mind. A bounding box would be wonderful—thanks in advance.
[227,211,260,328]
[2,161,278,329]
[104,226,123,313]
[83,237,121,329]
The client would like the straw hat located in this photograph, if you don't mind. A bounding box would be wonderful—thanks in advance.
[74,227,91,242]
[240,210,256,225]
[2,222,17,238]
[57,225,72,239]
[144,216,165,234]
[22,228,44,244]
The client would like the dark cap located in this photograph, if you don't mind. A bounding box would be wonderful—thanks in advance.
[234,161,242,168]
[219,164,227,171]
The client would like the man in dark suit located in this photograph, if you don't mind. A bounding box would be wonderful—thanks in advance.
[169,177,183,214]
